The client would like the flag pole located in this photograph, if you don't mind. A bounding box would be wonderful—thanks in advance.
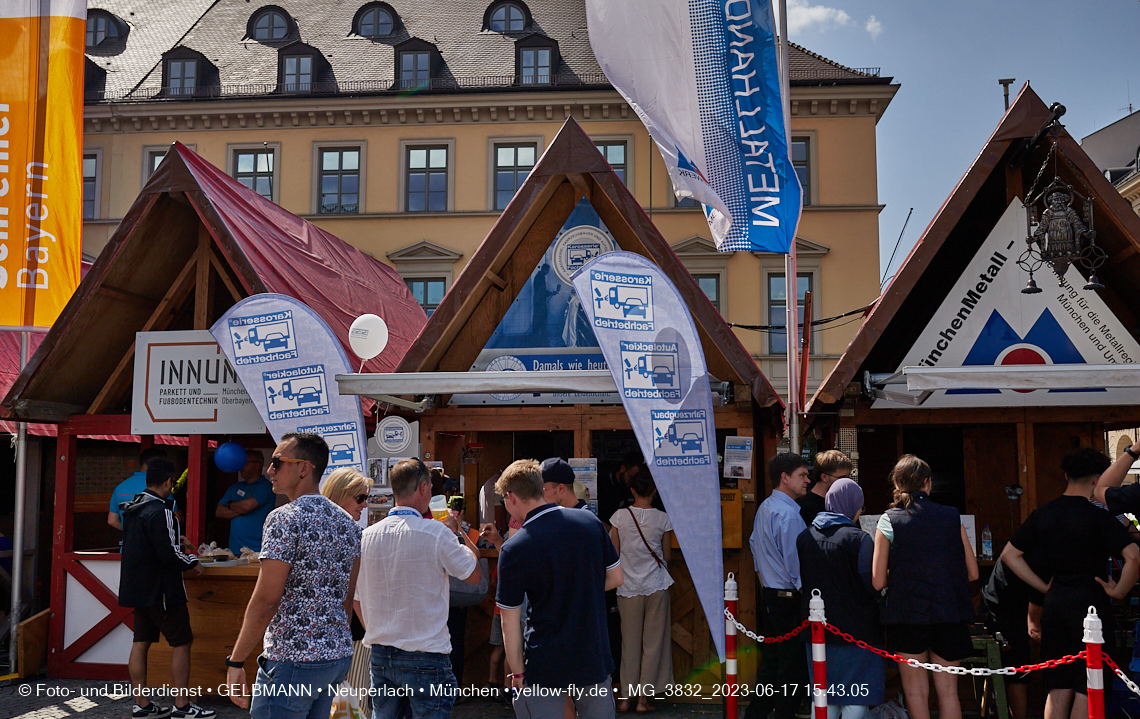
[776,0,801,454]
[9,331,29,671]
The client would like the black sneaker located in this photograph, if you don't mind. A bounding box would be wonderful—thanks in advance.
[132,704,172,719]
[171,703,216,719]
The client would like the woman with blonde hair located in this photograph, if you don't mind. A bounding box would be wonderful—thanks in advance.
[872,455,978,719]
[321,468,373,712]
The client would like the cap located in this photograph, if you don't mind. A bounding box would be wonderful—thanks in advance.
[540,457,575,486]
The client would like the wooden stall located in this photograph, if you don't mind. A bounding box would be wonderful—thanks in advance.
[807,85,1140,555]
[342,118,786,690]
[1,144,426,684]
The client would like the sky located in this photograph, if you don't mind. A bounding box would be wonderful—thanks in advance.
[778,0,1140,285]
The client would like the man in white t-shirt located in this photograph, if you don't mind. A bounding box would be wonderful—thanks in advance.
[357,458,481,719]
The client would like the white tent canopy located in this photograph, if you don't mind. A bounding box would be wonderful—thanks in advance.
[903,364,1140,392]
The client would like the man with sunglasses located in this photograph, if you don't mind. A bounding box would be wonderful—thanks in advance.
[797,450,853,525]
[215,452,275,556]
[357,457,482,719]
[225,433,362,719]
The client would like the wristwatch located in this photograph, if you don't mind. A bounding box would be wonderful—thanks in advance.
[225,655,245,668]
[1126,446,1140,461]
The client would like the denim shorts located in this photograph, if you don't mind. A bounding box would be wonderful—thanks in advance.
[250,654,353,719]
[369,644,457,719]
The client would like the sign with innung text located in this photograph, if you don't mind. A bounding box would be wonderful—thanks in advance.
[132,330,265,434]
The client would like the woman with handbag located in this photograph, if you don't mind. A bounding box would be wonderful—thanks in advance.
[609,468,673,713]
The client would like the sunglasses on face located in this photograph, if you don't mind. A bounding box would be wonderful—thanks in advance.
[353,494,369,504]
[269,456,307,471]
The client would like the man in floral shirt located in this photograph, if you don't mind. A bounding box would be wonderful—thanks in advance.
[225,433,362,719]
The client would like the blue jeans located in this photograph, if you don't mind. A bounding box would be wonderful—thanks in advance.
[370,644,457,719]
[251,654,353,719]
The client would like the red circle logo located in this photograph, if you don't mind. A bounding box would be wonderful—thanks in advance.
[999,347,1047,393]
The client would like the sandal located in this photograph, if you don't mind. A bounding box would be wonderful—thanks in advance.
[635,701,655,713]
[617,699,632,713]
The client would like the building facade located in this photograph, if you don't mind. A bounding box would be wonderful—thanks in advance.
[82,0,897,399]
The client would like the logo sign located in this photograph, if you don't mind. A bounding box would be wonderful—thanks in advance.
[572,251,724,659]
[486,354,527,401]
[881,200,1140,408]
[131,330,266,435]
[553,226,615,284]
[210,294,367,488]
[620,341,680,399]
[227,310,298,365]
[590,270,653,331]
[298,421,362,478]
[376,415,412,454]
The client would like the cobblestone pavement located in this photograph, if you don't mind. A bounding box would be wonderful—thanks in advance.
[2,677,724,719]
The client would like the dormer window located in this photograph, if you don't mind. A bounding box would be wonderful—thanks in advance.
[356,3,396,38]
[516,36,558,86]
[484,1,531,32]
[394,39,439,91]
[169,60,196,96]
[283,55,312,92]
[251,8,290,41]
[86,11,123,48]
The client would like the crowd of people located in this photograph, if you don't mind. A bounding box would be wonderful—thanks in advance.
[115,435,676,719]
[749,445,1140,719]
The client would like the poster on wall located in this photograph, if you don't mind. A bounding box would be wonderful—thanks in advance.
[131,330,266,435]
[569,458,599,515]
[723,436,753,479]
[879,200,1140,408]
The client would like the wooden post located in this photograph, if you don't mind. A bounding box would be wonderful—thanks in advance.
[187,435,208,547]
[48,422,77,676]
[1016,421,1036,521]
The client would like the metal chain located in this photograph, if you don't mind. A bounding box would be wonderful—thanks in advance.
[722,609,1084,677]
[1103,654,1140,698]
[1024,140,1058,204]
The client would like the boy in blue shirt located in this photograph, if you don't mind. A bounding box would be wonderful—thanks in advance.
[216,452,275,554]
[108,447,172,532]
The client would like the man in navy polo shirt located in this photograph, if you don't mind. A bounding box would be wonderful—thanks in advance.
[495,459,623,719]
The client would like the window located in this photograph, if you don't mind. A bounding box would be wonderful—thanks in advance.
[406,146,448,212]
[520,47,551,85]
[358,6,393,37]
[234,149,275,200]
[83,154,98,219]
[319,148,360,214]
[406,277,447,316]
[768,273,812,354]
[494,143,536,210]
[146,150,166,178]
[595,141,627,184]
[282,55,312,92]
[694,274,720,312]
[676,195,699,208]
[168,59,196,96]
[489,2,526,31]
[253,10,289,40]
[400,51,430,89]
[86,13,120,48]
[792,138,810,206]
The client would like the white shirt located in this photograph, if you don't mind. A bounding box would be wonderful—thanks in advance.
[356,507,477,654]
[609,506,674,597]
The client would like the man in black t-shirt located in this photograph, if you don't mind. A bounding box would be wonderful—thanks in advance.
[1002,448,1140,719]
[796,450,852,525]
[1095,438,1140,515]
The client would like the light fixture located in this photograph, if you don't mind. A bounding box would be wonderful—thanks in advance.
[1018,109,1106,294]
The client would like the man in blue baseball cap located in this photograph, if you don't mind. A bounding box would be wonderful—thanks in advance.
[541,457,587,510]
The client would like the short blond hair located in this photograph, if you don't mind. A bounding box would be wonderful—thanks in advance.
[321,468,372,509]
[494,459,543,501]
[815,450,853,477]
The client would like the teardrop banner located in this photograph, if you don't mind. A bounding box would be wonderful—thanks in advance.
[571,251,725,659]
[210,294,367,483]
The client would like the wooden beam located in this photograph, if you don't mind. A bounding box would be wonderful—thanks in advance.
[208,250,244,303]
[86,257,199,414]
[194,225,212,330]
[97,285,158,310]
[1016,422,1035,523]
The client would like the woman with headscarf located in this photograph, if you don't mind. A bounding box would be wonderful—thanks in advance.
[796,478,884,719]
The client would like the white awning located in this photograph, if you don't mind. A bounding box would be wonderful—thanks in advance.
[336,370,618,398]
[903,364,1140,392]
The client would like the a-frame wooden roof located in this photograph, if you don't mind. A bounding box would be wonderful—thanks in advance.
[396,117,782,409]
[3,143,426,423]
[808,85,1140,412]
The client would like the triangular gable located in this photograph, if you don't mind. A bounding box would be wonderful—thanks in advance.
[809,85,1140,411]
[396,117,781,408]
[4,143,426,422]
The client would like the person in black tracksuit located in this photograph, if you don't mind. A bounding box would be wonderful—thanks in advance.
[118,459,214,719]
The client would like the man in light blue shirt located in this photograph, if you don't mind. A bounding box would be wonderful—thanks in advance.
[216,453,275,555]
[108,447,174,532]
[744,453,811,719]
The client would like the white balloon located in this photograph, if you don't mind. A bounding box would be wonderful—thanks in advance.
[349,313,389,360]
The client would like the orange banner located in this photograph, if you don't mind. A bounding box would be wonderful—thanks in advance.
[0,0,84,329]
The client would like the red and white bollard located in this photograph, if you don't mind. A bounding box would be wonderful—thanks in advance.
[1085,606,1105,719]
[809,590,828,719]
[725,573,738,719]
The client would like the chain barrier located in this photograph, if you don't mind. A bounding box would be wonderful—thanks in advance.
[1103,654,1140,699]
[724,608,1084,677]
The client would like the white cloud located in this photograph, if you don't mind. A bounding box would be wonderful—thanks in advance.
[865,15,883,40]
[786,0,853,35]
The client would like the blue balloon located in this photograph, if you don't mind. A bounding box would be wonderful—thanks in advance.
[214,442,248,473]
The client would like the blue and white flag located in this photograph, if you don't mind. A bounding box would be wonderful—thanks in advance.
[585,0,801,253]
[571,252,725,659]
[210,294,367,486]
